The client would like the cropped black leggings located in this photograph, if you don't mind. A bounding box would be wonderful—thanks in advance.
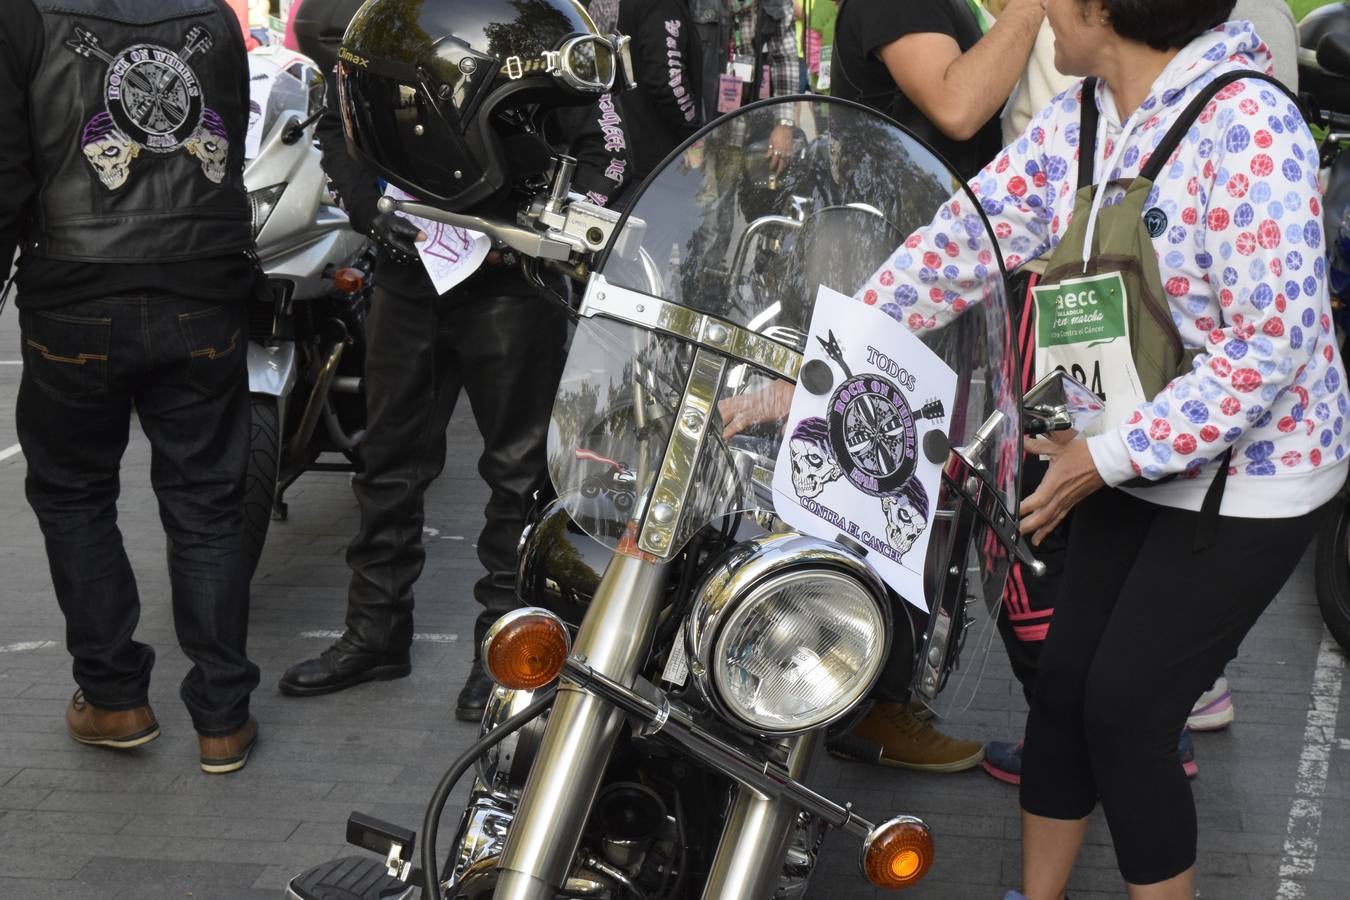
[1018,487,1322,884]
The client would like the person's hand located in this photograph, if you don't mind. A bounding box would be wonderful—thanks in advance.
[1018,432,1103,546]
[719,379,794,439]
[767,123,794,174]
[368,212,425,264]
[1005,0,1047,16]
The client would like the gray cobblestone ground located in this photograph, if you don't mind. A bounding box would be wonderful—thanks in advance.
[1,310,1349,898]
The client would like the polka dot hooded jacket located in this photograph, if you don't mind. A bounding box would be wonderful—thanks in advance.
[855,20,1350,518]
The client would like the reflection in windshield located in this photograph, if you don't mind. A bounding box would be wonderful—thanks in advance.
[610,100,965,333]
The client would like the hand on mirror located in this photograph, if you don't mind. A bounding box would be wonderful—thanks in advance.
[767,124,794,174]
[719,379,794,440]
[1017,434,1103,546]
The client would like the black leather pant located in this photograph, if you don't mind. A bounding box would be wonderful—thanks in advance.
[341,264,567,654]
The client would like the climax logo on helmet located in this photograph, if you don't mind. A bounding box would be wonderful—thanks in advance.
[339,47,370,68]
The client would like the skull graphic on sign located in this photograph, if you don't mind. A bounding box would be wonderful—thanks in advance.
[788,417,841,500]
[880,477,930,561]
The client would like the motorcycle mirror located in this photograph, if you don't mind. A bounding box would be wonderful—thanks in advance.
[282,110,325,145]
[1021,370,1103,436]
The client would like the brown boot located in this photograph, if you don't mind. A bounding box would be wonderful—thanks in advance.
[198,717,258,774]
[839,701,984,772]
[66,689,160,750]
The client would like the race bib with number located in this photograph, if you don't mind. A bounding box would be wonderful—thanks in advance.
[1032,271,1147,437]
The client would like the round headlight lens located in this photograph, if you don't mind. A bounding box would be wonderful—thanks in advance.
[712,569,887,733]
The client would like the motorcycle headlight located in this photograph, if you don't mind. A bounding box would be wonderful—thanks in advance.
[686,533,890,736]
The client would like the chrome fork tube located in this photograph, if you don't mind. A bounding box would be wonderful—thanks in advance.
[701,733,819,900]
[493,552,670,900]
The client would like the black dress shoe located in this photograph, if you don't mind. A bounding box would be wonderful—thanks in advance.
[455,657,494,722]
[279,640,411,697]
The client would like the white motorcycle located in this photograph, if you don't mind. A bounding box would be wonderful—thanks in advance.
[243,46,372,574]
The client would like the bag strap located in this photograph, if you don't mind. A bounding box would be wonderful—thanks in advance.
[1193,446,1234,551]
[1079,71,1300,189]
[1140,70,1300,183]
[1078,77,1100,191]
[747,0,771,103]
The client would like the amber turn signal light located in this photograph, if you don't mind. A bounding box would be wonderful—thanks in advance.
[482,608,571,690]
[860,815,934,889]
[332,267,365,294]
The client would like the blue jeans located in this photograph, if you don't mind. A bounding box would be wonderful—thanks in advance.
[17,294,258,736]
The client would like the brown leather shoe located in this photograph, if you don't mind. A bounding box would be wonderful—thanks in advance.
[836,701,984,772]
[198,717,258,774]
[66,689,160,749]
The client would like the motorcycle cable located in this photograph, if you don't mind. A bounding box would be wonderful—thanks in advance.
[420,686,557,900]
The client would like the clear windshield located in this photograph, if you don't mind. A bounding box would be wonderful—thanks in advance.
[549,98,1019,612]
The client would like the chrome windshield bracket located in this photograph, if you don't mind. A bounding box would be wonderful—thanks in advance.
[579,274,803,382]
[637,348,726,558]
[912,434,1042,703]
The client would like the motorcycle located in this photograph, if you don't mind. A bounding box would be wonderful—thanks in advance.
[243,46,372,573]
[1299,4,1350,652]
[284,96,1043,899]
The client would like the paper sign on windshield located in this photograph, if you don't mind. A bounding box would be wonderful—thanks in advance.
[383,185,491,295]
[771,286,957,612]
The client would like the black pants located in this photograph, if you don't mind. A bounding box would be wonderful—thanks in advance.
[1018,487,1321,884]
[17,295,258,736]
[340,265,567,654]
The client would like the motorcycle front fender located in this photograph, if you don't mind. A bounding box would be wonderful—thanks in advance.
[248,340,297,399]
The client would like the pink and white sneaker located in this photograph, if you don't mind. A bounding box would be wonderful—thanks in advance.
[1187,676,1234,732]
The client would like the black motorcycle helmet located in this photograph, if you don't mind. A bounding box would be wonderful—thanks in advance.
[294,0,366,76]
[337,0,630,210]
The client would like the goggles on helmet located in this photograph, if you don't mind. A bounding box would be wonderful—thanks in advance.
[500,33,634,94]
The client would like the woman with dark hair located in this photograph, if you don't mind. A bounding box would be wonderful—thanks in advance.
[877,1,1347,896]
[723,0,1350,895]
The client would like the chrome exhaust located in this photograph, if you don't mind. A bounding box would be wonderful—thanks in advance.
[286,340,344,469]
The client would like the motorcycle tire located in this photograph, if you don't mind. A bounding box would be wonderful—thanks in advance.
[244,393,281,578]
[1314,495,1350,654]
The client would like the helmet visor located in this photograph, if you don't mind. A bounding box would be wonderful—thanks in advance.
[337,61,494,207]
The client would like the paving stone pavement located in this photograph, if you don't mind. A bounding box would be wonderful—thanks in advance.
[2,310,1349,899]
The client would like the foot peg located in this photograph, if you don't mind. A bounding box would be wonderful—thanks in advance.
[825,732,883,764]
[283,856,414,900]
[284,814,419,899]
[347,812,416,881]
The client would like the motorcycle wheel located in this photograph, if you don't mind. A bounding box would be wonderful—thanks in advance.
[1314,496,1350,653]
[244,393,281,578]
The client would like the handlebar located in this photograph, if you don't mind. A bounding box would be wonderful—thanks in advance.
[375,196,575,262]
